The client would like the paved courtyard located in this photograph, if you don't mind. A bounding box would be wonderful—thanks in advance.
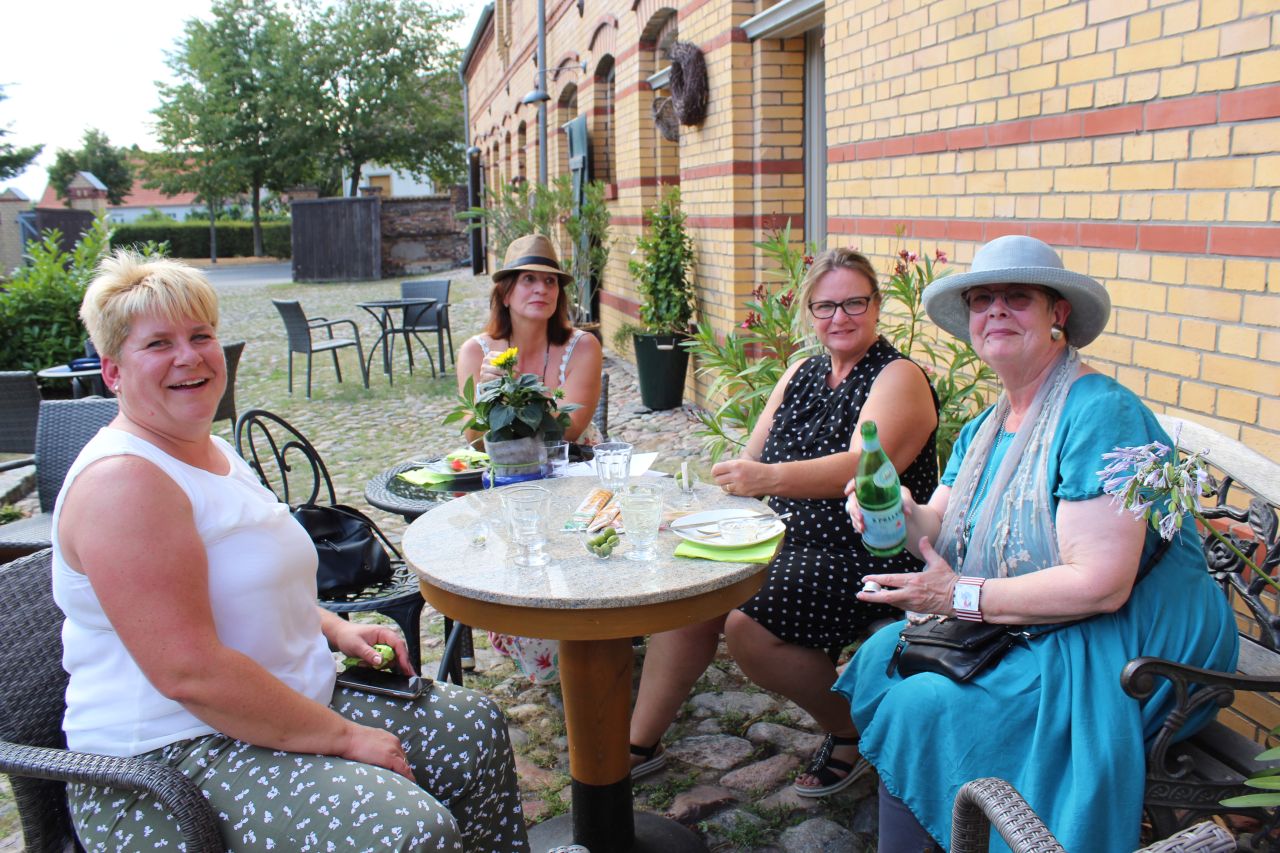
[0,263,881,851]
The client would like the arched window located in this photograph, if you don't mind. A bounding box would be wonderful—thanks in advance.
[556,83,579,179]
[592,55,616,187]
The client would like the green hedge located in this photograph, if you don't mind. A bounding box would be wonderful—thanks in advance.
[111,221,292,259]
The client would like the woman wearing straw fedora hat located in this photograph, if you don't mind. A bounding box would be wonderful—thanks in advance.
[457,233,603,445]
[835,236,1237,852]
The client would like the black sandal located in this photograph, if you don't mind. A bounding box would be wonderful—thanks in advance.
[630,741,667,780]
[794,733,869,798]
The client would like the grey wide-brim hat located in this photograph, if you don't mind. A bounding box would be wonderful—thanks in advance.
[922,235,1111,347]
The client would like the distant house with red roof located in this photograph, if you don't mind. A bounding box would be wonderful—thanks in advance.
[36,180,200,224]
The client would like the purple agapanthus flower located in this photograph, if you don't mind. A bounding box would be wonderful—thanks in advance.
[1098,433,1210,542]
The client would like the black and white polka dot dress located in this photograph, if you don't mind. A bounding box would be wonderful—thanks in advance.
[739,338,939,650]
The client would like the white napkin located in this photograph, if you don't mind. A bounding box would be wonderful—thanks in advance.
[562,451,661,478]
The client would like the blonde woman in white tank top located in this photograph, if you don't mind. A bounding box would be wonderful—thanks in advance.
[54,252,527,852]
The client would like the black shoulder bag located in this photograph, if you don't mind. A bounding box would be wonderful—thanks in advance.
[887,539,1171,683]
[292,504,394,596]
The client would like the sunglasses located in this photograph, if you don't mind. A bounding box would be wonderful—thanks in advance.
[961,287,1044,313]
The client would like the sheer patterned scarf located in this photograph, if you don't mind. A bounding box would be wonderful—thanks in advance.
[934,347,1081,578]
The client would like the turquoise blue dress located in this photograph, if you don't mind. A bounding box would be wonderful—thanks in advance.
[833,374,1239,852]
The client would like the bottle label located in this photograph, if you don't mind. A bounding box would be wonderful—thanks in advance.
[863,504,905,549]
[872,460,897,489]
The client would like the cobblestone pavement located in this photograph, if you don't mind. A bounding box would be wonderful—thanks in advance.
[0,264,879,852]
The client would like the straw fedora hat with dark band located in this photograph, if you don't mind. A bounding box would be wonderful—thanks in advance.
[922,235,1111,347]
[493,234,573,286]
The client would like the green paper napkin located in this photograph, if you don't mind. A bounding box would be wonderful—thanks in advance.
[673,533,783,564]
[398,468,457,487]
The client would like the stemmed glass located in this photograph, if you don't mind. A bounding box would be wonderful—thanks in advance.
[618,484,663,561]
[500,485,552,566]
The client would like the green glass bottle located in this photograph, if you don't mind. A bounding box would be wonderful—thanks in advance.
[856,421,905,557]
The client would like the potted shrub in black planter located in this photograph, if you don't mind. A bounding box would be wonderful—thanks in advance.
[625,187,695,410]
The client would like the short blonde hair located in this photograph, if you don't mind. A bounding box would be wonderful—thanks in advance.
[797,248,880,331]
[80,251,219,359]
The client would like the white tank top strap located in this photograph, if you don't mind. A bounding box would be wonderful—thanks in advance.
[559,330,584,385]
[473,335,492,358]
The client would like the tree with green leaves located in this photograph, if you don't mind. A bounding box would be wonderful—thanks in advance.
[0,86,42,182]
[158,0,309,256]
[47,128,133,205]
[145,90,246,262]
[299,0,466,195]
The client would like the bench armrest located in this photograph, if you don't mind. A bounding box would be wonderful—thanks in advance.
[0,738,222,852]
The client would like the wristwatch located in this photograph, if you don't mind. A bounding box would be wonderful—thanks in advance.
[952,576,986,621]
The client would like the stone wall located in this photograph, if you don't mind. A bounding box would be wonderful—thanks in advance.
[379,189,470,277]
[0,195,27,278]
[463,0,1280,457]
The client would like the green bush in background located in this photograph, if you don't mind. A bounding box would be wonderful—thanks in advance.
[111,221,291,258]
[0,218,111,372]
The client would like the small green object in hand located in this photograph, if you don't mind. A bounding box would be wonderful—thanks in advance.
[342,643,397,670]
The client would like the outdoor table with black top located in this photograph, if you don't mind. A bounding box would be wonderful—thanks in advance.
[365,459,485,523]
[401,475,778,853]
[37,363,110,398]
[356,297,437,385]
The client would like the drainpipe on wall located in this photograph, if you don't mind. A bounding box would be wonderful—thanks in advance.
[536,0,549,186]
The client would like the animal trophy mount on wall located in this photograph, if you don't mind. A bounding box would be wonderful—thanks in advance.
[667,41,709,126]
[653,96,680,142]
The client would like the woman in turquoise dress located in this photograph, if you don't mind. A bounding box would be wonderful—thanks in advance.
[838,236,1238,852]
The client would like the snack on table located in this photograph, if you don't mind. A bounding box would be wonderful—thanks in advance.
[586,501,622,533]
[565,487,613,531]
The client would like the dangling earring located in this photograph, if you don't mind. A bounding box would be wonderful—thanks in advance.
[1050,324,1064,341]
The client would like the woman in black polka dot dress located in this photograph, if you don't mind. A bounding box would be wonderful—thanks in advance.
[629,248,939,798]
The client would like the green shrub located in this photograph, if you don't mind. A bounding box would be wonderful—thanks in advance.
[110,221,291,259]
[0,217,112,372]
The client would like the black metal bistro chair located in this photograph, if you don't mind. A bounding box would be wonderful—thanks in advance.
[234,409,426,672]
[271,299,368,398]
[0,370,41,473]
[400,279,455,375]
[0,397,119,564]
[0,549,222,852]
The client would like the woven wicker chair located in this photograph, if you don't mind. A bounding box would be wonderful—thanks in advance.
[0,397,118,563]
[271,299,368,398]
[952,777,1237,853]
[0,550,222,852]
[234,409,426,672]
[214,340,246,427]
[400,279,453,376]
[0,370,41,473]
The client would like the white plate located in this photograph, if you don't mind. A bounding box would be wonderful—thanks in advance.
[410,457,485,485]
[669,508,785,548]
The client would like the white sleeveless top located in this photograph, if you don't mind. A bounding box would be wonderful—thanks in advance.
[474,329,587,386]
[51,429,336,756]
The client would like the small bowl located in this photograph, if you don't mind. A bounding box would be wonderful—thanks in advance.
[581,527,619,559]
[719,516,767,545]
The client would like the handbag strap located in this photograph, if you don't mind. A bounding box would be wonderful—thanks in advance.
[296,503,403,562]
[1020,535,1172,639]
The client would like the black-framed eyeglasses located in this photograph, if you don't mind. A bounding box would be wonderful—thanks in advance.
[808,297,873,319]
[962,287,1040,313]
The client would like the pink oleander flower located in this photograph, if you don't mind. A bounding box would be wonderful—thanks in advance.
[779,291,795,308]
[741,310,762,329]
[935,249,948,264]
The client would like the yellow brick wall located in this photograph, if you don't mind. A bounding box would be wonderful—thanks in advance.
[464,0,1280,457]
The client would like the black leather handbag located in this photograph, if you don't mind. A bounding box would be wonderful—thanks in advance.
[887,619,1020,683]
[292,504,393,596]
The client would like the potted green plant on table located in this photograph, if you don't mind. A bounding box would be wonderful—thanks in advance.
[444,346,580,482]
[623,186,696,410]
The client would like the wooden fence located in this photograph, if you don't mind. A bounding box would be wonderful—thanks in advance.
[290,197,381,282]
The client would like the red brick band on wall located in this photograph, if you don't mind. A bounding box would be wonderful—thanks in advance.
[829,84,1280,164]
[827,218,1280,260]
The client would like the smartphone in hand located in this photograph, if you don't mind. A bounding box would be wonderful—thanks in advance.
[335,666,430,699]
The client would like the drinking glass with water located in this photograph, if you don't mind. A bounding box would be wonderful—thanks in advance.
[500,485,552,566]
[594,441,633,492]
[618,483,663,561]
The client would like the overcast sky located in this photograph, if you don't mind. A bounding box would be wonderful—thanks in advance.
[1,0,485,202]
